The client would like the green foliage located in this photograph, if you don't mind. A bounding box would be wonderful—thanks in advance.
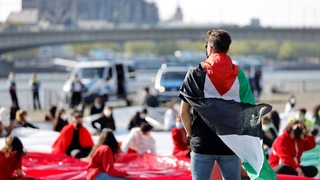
[178,41,204,52]
[230,40,279,59]
[125,41,156,53]
[3,48,39,59]
[68,42,120,56]
[155,40,179,55]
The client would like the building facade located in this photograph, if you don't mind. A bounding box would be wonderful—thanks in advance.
[22,0,159,26]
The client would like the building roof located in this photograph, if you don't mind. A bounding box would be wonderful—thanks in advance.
[6,9,38,24]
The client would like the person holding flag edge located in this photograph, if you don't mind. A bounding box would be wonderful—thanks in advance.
[179,29,276,180]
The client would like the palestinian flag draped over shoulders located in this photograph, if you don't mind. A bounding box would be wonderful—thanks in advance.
[179,53,276,180]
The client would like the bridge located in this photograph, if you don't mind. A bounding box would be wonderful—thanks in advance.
[1,26,320,54]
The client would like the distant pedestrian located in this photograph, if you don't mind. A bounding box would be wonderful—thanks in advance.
[143,87,159,107]
[7,72,19,109]
[70,75,86,108]
[30,72,41,110]
[253,70,262,101]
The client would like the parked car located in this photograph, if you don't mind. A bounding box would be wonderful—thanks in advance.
[154,64,191,102]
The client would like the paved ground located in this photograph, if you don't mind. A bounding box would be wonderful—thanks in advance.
[27,91,320,123]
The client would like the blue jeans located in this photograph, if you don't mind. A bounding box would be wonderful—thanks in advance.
[191,151,241,180]
[95,173,126,180]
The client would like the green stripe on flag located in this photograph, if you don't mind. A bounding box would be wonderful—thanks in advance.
[243,148,277,180]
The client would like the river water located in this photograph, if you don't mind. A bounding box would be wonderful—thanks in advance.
[0,69,319,110]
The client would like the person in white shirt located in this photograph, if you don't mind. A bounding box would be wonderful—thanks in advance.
[121,122,156,154]
[164,101,180,131]
[284,94,296,114]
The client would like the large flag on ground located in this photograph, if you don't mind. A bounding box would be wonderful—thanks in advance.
[179,53,277,180]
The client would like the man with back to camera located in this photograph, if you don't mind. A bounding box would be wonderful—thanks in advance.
[179,30,259,179]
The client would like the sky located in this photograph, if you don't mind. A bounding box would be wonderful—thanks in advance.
[0,0,319,27]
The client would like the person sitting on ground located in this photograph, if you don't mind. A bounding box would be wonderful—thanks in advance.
[268,120,318,177]
[143,87,159,107]
[284,94,296,114]
[127,108,148,130]
[44,105,57,121]
[269,110,281,132]
[52,108,69,132]
[90,97,105,115]
[289,108,313,130]
[86,129,128,180]
[171,115,190,158]
[0,107,10,137]
[261,116,278,158]
[0,136,33,180]
[52,111,94,158]
[15,110,39,129]
[91,106,116,133]
[121,122,156,154]
[7,102,19,135]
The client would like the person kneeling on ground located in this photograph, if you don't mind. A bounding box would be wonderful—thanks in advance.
[121,122,156,154]
[268,120,318,177]
[0,136,34,179]
[52,111,94,158]
[91,106,116,133]
[86,129,128,180]
[171,115,190,158]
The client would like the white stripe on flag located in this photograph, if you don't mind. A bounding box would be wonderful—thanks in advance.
[218,134,264,174]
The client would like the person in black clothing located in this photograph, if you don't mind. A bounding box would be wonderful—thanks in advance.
[6,102,19,135]
[7,72,19,109]
[30,72,41,110]
[44,105,57,121]
[91,106,116,132]
[261,116,278,159]
[90,97,104,115]
[127,108,148,130]
[70,75,86,108]
[53,109,69,132]
[143,87,159,107]
[269,110,281,132]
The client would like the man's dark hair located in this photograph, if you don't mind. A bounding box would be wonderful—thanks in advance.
[205,29,231,53]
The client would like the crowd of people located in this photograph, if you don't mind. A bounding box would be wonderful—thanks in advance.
[1,30,320,180]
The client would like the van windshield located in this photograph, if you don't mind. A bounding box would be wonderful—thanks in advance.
[78,67,104,79]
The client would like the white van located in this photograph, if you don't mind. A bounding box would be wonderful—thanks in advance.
[62,60,137,105]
